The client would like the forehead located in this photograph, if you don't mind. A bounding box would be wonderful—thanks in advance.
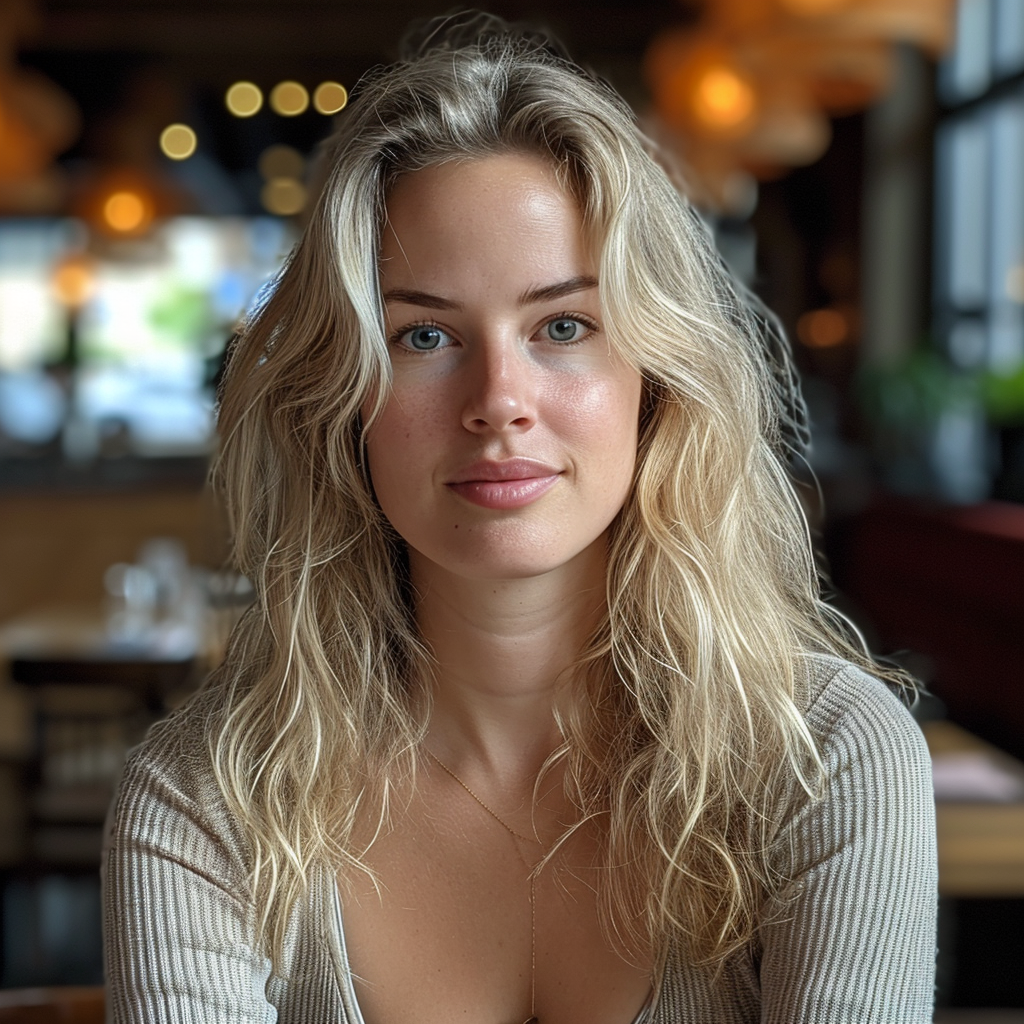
[379,153,593,289]
[385,151,571,218]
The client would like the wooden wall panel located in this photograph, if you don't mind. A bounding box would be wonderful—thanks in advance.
[0,489,227,624]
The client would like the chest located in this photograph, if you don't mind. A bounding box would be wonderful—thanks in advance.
[340,807,653,1024]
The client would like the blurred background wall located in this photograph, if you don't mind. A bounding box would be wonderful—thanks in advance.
[0,0,1022,1016]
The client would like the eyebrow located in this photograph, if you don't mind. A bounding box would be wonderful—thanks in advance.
[380,288,462,311]
[380,275,599,311]
[517,275,599,306]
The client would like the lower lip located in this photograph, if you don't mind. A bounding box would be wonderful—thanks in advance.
[447,475,559,510]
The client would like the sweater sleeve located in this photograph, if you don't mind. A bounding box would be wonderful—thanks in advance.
[102,731,277,1024]
[757,661,938,1023]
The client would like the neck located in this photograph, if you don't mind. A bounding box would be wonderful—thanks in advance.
[411,543,606,782]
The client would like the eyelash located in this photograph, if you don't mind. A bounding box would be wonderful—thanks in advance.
[548,311,600,344]
[386,312,601,350]
[386,318,444,349]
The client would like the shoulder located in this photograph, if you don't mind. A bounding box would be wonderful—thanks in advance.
[752,656,938,1021]
[107,686,251,881]
[116,687,222,808]
[801,652,930,771]
[781,654,935,859]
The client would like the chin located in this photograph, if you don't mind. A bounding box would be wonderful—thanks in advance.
[408,530,609,586]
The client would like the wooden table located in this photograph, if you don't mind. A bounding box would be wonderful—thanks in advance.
[924,719,1024,897]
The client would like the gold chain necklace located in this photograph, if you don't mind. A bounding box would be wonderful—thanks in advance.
[428,750,543,1024]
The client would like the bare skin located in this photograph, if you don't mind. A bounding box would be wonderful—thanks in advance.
[345,153,652,1024]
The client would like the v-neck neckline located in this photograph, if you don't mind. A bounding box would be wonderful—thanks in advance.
[330,885,657,1024]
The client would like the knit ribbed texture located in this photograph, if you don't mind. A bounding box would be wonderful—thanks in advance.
[103,655,937,1023]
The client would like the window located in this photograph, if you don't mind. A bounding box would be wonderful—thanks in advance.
[0,217,293,472]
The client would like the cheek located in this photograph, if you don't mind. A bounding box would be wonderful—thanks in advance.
[591,374,643,500]
[363,401,408,498]
[365,381,433,451]
[549,369,642,451]
[367,364,458,438]
[363,385,447,505]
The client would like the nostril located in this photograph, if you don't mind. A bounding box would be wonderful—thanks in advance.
[461,385,537,432]
[463,408,536,432]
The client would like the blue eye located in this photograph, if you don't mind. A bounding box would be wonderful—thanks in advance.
[545,318,584,343]
[399,325,450,351]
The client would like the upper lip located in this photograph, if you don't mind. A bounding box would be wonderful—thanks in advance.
[447,459,561,484]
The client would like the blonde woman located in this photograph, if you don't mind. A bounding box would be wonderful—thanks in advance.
[103,16,937,1024]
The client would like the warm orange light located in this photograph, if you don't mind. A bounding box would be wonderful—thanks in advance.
[270,81,309,117]
[693,66,757,129]
[51,254,96,308]
[645,32,759,139]
[642,0,957,212]
[103,190,149,233]
[74,167,166,238]
[797,308,850,348]
[313,81,348,115]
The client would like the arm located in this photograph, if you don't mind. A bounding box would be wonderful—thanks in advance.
[758,662,938,1023]
[103,733,277,1024]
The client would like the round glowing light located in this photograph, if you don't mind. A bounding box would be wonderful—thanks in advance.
[226,82,263,118]
[797,308,850,349]
[258,144,305,181]
[270,81,309,117]
[261,177,307,216]
[51,254,96,308]
[693,66,757,130]
[313,81,348,115]
[159,123,197,160]
[103,190,149,233]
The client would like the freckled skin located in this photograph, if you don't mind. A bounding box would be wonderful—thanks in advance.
[365,153,643,585]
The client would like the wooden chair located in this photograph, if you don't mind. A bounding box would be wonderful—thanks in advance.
[10,655,195,869]
[0,986,104,1023]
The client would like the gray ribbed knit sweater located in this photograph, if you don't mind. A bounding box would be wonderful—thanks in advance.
[103,655,937,1023]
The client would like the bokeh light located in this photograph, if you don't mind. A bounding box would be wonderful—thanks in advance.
[258,144,305,181]
[797,308,850,349]
[103,190,152,234]
[226,82,263,118]
[693,66,757,130]
[51,254,97,308]
[159,123,198,161]
[270,81,309,117]
[261,178,307,216]
[313,82,348,115]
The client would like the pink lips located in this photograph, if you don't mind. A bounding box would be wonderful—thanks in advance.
[447,459,561,510]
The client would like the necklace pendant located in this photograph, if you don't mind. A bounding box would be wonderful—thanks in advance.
[523,1018,539,1024]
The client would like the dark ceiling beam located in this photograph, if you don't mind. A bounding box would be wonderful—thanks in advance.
[36,10,403,55]
[24,2,671,116]
[34,2,673,57]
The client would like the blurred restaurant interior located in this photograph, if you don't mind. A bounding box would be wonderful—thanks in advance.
[0,0,1022,1017]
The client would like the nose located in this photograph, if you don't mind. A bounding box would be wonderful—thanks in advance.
[460,339,538,434]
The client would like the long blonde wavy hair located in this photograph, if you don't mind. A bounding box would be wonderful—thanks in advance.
[210,14,890,973]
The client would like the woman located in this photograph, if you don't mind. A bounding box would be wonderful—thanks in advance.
[103,15,937,1023]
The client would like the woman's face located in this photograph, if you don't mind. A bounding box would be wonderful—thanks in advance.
[365,152,642,584]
